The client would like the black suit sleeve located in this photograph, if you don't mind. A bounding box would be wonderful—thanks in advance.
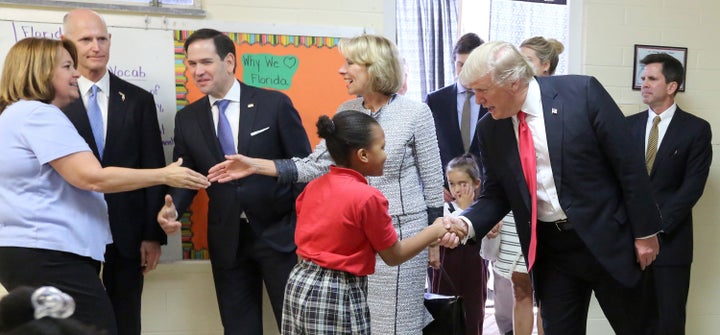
[586,77,662,238]
[137,92,168,243]
[661,120,712,235]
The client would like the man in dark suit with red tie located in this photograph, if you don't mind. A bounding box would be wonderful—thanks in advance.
[425,32,490,335]
[627,53,712,335]
[157,29,311,335]
[440,41,662,335]
[61,9,166,335]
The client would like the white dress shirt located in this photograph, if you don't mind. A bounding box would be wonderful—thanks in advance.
[209,80,242,151]
[462,78,566,240]
[644,103,676,151]
[78,72,111,142]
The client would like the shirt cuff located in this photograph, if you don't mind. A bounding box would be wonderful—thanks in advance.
[274,159,297,184]
[459,216,475,244]
[637,232,660,239]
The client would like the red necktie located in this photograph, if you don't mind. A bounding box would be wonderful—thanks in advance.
[517,111,538,270]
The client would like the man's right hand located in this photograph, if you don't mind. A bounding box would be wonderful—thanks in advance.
[157,194,181,235]
[438,216,469,248]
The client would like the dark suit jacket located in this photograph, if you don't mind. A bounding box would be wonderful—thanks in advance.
[627,107,712,266]
[62,72,166,259]
[463,75,662,287]
[425,83,488,174]
[170,81,311,268]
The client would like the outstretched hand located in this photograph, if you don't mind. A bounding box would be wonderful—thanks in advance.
[157,194,181,235]
[208,154,256,183]
[163,158,210,189]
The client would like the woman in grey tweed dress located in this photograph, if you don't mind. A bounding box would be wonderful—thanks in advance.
[208,34,444,334]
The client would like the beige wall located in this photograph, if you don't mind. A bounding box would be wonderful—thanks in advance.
[0,0,717,334]
[580,1,720,334]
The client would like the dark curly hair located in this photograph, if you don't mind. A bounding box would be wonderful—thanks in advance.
[316,110,379,167]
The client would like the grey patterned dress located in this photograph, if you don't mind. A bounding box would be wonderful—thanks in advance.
[276,95,444,334]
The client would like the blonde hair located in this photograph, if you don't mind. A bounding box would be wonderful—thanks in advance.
[0,38,77,112]
[459,40,535,88]
[520,36,565,75]
[339,34,403,95]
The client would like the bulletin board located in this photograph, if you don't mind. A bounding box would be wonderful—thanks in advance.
[174,30,353,259]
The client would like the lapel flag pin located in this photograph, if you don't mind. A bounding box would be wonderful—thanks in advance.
[119,92,126,102]
[551,108,558,115]
[248,103,254,108]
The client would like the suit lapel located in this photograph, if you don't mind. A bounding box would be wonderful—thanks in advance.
[651,109,686,176]
[63,91,101,159]
[446,85,464,150]
[497,119,532,210]
[195,96,225,161]
[105,75,127,160]
[540,81,563,195]
[238,83,257,155]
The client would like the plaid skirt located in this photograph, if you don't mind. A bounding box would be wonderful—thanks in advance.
[282,260,370,334]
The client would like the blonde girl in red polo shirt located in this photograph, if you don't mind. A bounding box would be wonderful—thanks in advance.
[281,110,451,335]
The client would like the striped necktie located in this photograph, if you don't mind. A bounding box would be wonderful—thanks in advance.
[645,115,661,174]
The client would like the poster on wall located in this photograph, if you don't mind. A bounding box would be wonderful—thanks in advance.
[174,30,353,260]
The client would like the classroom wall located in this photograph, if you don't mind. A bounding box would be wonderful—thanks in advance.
[579,0,720,333]
[0,0,718,334]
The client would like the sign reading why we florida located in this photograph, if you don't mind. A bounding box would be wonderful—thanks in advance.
[241,53,299,90]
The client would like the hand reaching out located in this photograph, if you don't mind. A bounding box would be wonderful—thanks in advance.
[208,154,256,183]
[163,158,210,189]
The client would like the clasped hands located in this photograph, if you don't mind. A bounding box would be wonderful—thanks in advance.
[434,216,470,249]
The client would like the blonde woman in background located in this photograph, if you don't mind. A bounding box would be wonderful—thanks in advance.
[520,36,565,76]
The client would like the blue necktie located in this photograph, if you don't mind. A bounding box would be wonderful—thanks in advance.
[87,85,105,158]
[215,99,236,155]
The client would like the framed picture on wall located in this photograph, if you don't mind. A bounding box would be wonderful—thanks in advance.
[633,44,688,92]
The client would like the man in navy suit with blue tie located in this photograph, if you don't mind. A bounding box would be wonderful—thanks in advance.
[628,53,712,335]
[157,29,311,335]
[440,41,663,335]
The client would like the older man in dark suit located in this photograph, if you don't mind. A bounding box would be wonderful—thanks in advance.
[441,41,662,335]
[61,9,166,335]
[425,32,490,335]
[157,29,311,335]
[628,53,712,335]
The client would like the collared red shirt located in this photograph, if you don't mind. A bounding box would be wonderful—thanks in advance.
[295,166,398,276]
